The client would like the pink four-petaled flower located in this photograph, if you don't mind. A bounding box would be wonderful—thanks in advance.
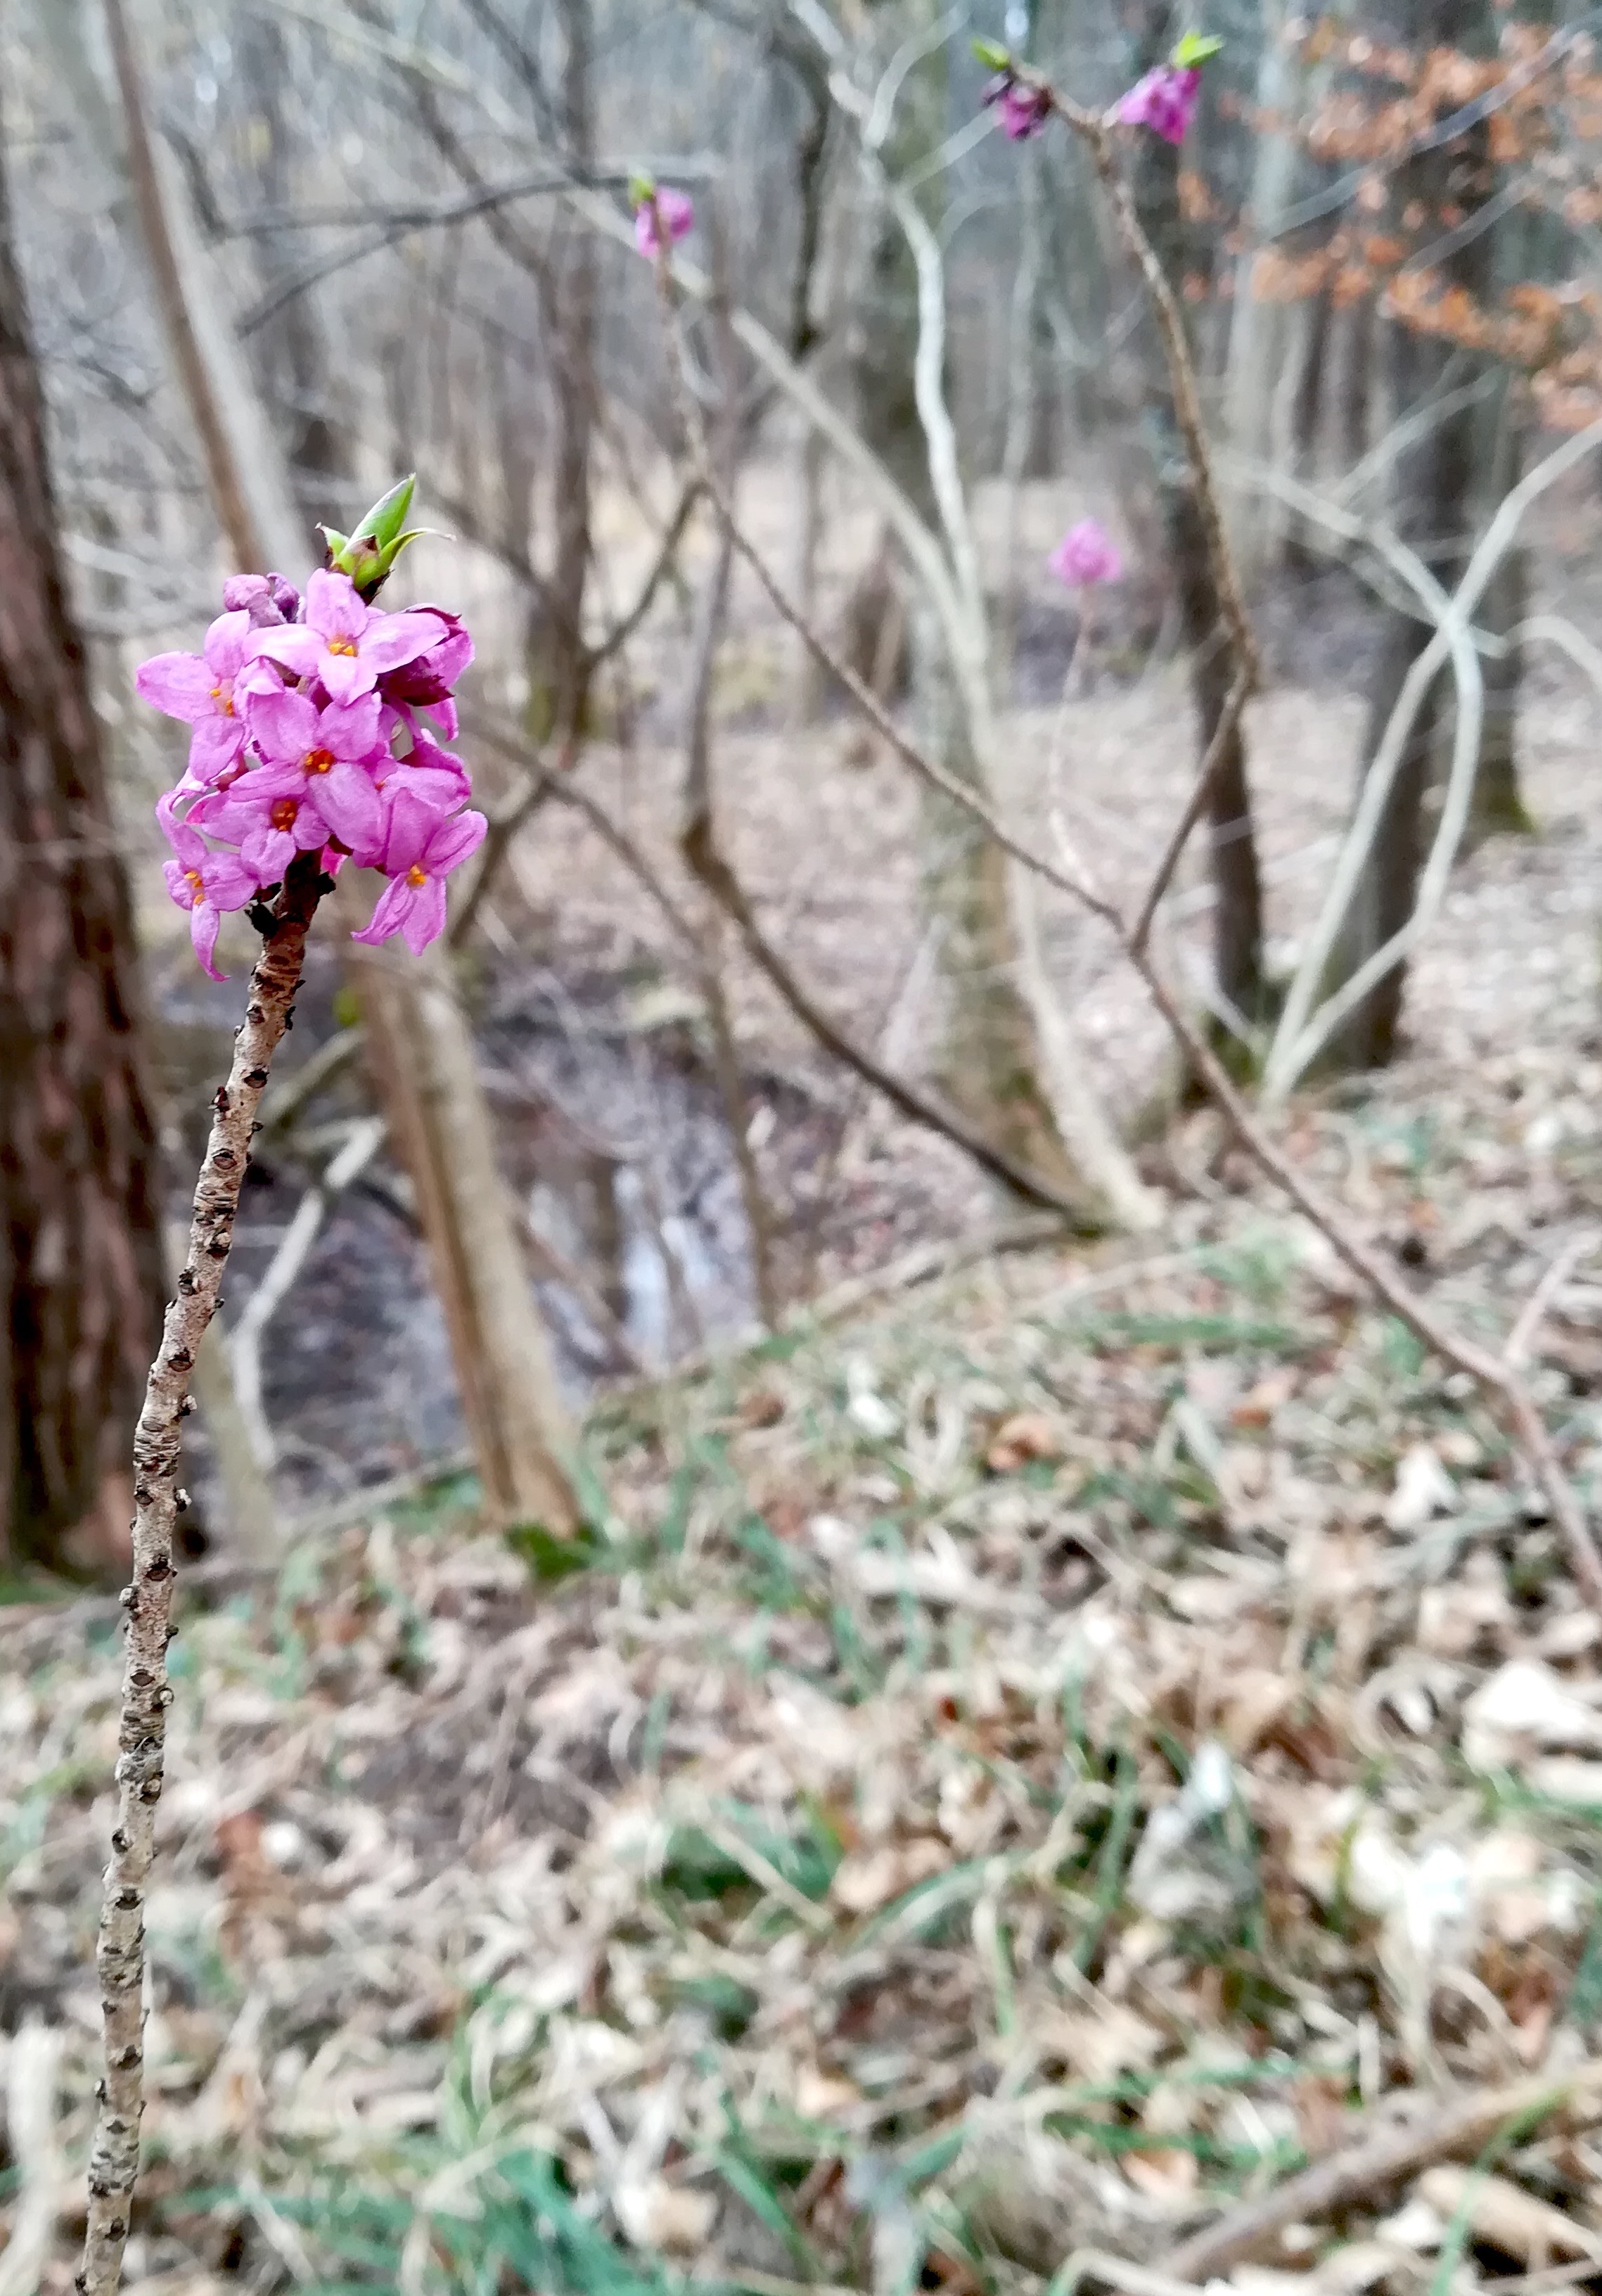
[157,801,259,981]
[1115,63,1202,145]
[236,687,386,858]
[248,568,440,703]
[352,788,488,955]
[134,609,260,786]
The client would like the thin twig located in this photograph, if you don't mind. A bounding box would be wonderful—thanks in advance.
[1506,1230,1601,1368]
[1160,2062,1602,2283]
[79,855,324,2296]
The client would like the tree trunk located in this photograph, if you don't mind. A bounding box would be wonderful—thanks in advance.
[0,119,164,1576]
[345,920,581,1533]
[1130,16,1267,1031]
[525,0,596,742]
[1321,0,1495,1070]
[850,58,1141,1220]
[1467,377,1534,841]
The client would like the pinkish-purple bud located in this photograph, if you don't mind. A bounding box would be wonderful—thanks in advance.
[1115,63,1202,146]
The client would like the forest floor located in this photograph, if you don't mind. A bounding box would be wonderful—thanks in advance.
[10,670,1602,2290]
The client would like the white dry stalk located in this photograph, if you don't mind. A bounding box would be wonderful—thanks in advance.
[0,2023,65,2296]
[78,876,321,2296]
[1261,416,1602,1102]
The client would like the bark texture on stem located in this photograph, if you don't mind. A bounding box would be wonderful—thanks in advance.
[79,857,323,2296]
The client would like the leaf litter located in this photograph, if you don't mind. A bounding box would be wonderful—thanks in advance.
[9,1107,1602,2296]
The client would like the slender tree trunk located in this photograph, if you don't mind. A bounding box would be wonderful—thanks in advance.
[0,119,164,1576]
[525,0,596,741]
[345,919,580,1533]
[1130,15,1267,1030]
[1468,377,1534,841]
[1322,0,1495,1070]
[850,65,1138,1219]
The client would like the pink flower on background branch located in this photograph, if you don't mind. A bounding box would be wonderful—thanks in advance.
[632,179,694,258]
[1050,518,1124,588]
[1115,63,1202,145]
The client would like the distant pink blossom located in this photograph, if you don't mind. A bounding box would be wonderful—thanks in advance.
[352,788,487,955]
[1050,518,1123,588]
[248,568,440,703]
[983,76,1050,141]
[157,802,259,981]
[634,186,694,259]
[1115,63,1201,144]
[135,609,257,786]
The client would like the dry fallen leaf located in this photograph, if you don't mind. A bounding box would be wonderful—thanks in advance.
[985,1411,1062,1473]
[1385,1443,1456,1531]
[1416,2167,1602,2264]
[830,1836,949,1914]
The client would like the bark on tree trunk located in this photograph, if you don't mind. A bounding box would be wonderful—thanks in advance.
[1321,0,1494,1070]
[1468,377,1534,842]
[345,917,581,1534]
[525,0,596,743]
[850,75,1136,1217]
[1130,38,1267,1031]
[0,121,164,1575]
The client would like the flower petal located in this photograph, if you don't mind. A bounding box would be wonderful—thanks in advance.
[316,651,373,704]
[359,611,442,675]
[305,568,368,644]
[420,805,488,876]
[350,873,416,946]
[243,685,320,764]
[203,853,262,911]
[375,785,437,876]
[189,900,226,981]
[322,692,385,762]
[399,874,447,954]
[203,608,254,680]
[136,651,214,722]
[187,715,248,784]
[248,624,325,680]
[311,759,381,855]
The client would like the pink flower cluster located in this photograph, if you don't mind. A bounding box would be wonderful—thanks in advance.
[136,568,485,979]
[1115,63,1202,145]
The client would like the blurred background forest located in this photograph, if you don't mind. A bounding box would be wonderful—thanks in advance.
[16,0,1602,2291]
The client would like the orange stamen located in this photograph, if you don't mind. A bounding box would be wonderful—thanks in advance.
[184,868,204,894]
[406,864,429,887]
[305,747,335,774]
[270,798,298,830]
[210,686,236,717]
[326,637,359,657]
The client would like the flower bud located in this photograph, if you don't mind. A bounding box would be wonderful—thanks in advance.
[321,475,423,600]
